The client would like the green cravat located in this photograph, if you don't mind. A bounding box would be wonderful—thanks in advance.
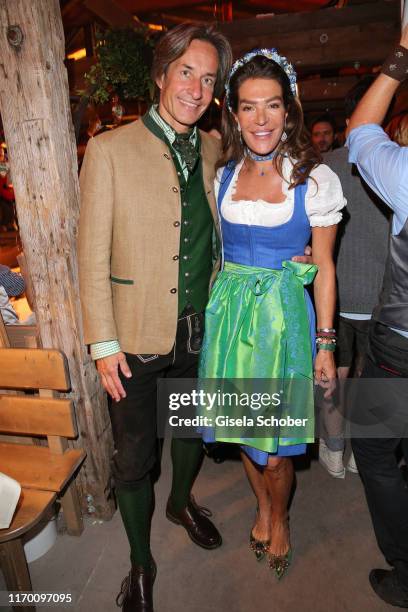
[173,132,199,173]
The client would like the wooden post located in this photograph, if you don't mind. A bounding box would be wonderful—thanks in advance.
[0,0,115,519]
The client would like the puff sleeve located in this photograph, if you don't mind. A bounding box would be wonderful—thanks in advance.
[305,163,346,227]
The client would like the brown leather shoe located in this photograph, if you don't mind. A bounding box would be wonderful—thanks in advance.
[166,496,222,550]
[116,558,156,611]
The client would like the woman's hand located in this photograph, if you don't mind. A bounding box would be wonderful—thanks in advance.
[314,349,336,398]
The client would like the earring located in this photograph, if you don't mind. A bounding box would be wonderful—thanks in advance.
[281,120,288,143]
[237,123,243,144]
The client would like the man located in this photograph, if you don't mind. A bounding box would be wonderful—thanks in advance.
[78,24,232,611]
[346,26,408,609]
[320,79,390,478]
[310,112,337,153]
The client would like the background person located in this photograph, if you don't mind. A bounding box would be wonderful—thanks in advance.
[386,110,408,146]
[347,25,408,609]
[310,112,337,153]
[320,77,390,478]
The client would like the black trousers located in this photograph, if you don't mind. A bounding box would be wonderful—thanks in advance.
[352,323,408,589]
[108,310,204,489]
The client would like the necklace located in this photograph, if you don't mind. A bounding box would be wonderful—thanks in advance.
[245,148,278,176]
[246,148,277,162]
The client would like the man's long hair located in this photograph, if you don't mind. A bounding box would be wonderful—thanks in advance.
[151,24,232,99]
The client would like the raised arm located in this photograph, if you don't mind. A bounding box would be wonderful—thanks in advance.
[345,26,408,230]
[347,26,408,133]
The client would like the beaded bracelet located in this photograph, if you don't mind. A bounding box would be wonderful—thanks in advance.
[316,336,337,344]
[317,327,336,334]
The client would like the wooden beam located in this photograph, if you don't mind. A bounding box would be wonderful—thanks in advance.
[83,23,95,57]
[246,0,337,10]
[120,0,205,11]
[302,99,346,113]
[0,0,115,519]
[220,0,398,37]
[298,75,360,102]
[84,0,138,28]
[218,0,400,69]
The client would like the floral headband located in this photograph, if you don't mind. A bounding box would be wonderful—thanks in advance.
[225,48,297,112]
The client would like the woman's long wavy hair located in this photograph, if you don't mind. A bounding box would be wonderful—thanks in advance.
[217,55,321,188]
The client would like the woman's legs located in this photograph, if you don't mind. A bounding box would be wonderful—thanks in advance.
[242,450,294,561]
[241,451,271,541]
[264,456,293,557]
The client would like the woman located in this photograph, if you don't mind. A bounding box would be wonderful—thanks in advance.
[199,50,345,577]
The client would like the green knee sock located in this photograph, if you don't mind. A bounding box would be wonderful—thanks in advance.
[169,437,204,512]
[116,478,153,569]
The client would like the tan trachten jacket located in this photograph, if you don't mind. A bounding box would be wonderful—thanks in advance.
[77,118,221,355]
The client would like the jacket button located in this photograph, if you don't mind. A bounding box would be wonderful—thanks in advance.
[173,255,179,261]
[172,186,179,193]
[164,153,170,159]
[170,288,177,294]
[183,220,189,226]
[182,202,188,207]
[173,221,180,227]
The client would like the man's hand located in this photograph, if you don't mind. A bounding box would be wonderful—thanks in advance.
[292,244,313,264]
[96,352,132,402]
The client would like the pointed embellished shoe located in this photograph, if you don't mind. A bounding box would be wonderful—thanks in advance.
[250,531,270,562]
[268,548,292,580]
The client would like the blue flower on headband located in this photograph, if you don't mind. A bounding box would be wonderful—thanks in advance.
[225,48,297,111]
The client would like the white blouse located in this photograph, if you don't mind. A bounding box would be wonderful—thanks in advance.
[215,158,346,227]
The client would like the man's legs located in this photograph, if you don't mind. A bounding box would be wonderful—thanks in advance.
[352,433,408,586]
[109,351,172,570]
[169,437,203,513]
[352,350,408,600]
[165,312,222,548]
[166,312,205,511]
[319,316,353,477]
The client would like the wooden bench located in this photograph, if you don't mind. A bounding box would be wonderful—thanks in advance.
[3,324,40,349]
[0,348,86,610]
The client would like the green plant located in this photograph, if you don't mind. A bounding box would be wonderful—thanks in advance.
[83,28,154,104]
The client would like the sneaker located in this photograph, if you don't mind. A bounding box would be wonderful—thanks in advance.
[347,451,359,474]
[319,439,345,479]
[369,569,408,608]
